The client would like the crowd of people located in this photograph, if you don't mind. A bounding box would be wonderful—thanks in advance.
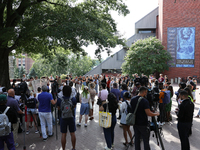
[0,73,198,150]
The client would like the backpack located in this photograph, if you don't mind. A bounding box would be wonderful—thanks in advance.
[125,101,132,115]
[0,107,11,137]
[60,97,74,119]
[162,90,171,104]
[26,97,36,108]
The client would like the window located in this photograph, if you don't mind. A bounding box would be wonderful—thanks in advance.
[18,64,21,67]
[138,29,156,34]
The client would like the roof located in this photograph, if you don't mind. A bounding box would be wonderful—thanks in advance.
[135,7,158,29]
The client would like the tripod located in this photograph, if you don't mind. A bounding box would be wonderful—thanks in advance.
[126,119,165,150]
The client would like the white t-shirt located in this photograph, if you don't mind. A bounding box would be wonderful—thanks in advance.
[81,94,90,104]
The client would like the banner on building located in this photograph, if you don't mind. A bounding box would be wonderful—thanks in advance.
[167,27,195,67]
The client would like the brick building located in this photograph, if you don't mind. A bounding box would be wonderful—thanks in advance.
[158,0,200,80]
[16,54,34,74]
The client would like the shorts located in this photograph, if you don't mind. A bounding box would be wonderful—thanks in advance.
[27,108,37,115]
[80,103,90,115]
[192,91,196,100]
[60,118,76,133]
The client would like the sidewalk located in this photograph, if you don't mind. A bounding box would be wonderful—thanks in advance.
[12,84,200,150]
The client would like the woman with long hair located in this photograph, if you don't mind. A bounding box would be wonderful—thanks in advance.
[89,82,96,120]
[99,93,118,150]
[77,86,90,127]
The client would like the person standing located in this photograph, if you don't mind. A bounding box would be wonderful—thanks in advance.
[158,74,164,83]
[119,92,133,147]
[6,89,24,148]
[57,86,76,150]
[99,93,118,150]
[0,94,18,150]
[38,85,57,141]
[131,87,159,150]
[158,83,166,126]
[98,83,109,106]
[77,86,90,127]
[89,82,96,120]
[110,83,120,102]
[177,90,194,150]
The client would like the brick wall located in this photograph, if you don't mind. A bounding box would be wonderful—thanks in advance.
[159,0,200,80]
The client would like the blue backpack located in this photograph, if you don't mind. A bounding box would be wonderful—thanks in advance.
[162,90,171,104]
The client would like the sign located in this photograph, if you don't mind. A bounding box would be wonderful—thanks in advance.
[167,27,195,67]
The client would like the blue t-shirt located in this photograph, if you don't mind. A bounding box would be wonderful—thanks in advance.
[38,92,53,112]
[120,90,128,101]
[111,88,120,101]
[130,96,150,126]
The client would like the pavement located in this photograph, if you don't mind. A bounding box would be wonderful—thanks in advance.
[6,84,200,150]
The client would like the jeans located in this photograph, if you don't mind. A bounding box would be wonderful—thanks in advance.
[39,112,53,139]
[197,108,200,116]
[103,115,116,148]
[177,122,192,150]
[134,125,150,150]
[0,132,15,150]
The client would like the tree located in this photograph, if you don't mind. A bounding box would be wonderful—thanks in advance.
[28,68,37,79]
[122,37,172,77]
[19,66,26,79]
[31,49,95,78]
[0,0,129,88]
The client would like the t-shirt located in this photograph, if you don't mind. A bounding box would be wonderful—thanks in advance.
[111,88,120,101]
[190,81,196,91]
[158,77,164,83]
[38,92,53,112]
[6,96,21,117]
[130,96,150,126]
[120,90,128,101]
[98,89,108,101]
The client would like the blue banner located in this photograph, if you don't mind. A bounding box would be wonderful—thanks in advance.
[167,27,195,67]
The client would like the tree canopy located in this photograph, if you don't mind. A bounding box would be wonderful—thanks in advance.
[122,37,172,76]
[30,48,95,78]
[0,0,129,88]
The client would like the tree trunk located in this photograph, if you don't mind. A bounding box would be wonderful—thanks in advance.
[0,49,11,89]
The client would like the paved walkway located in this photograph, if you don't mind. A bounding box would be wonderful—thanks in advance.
[9,85,200,150]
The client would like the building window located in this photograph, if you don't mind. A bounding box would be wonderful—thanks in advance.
[102,69,122,73]
[138,29,156,34]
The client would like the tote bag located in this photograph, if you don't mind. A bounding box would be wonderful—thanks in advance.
[99,103,112,128]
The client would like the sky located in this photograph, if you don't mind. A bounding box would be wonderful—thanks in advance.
[84,0,159,59]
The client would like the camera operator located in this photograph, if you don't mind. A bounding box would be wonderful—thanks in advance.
[130,87,159,150]
[6,89,24,148]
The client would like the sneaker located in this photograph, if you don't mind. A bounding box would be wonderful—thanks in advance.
[84,124,87,127]
[111,144,114,148]
[35,130,39,134]
[77,123,81,126]
[48,132,54,137]
[26,130,30,135]
[43,138,47,141]
[104,147,111,150]
[194,115,199,118]
[15,143,19,148]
